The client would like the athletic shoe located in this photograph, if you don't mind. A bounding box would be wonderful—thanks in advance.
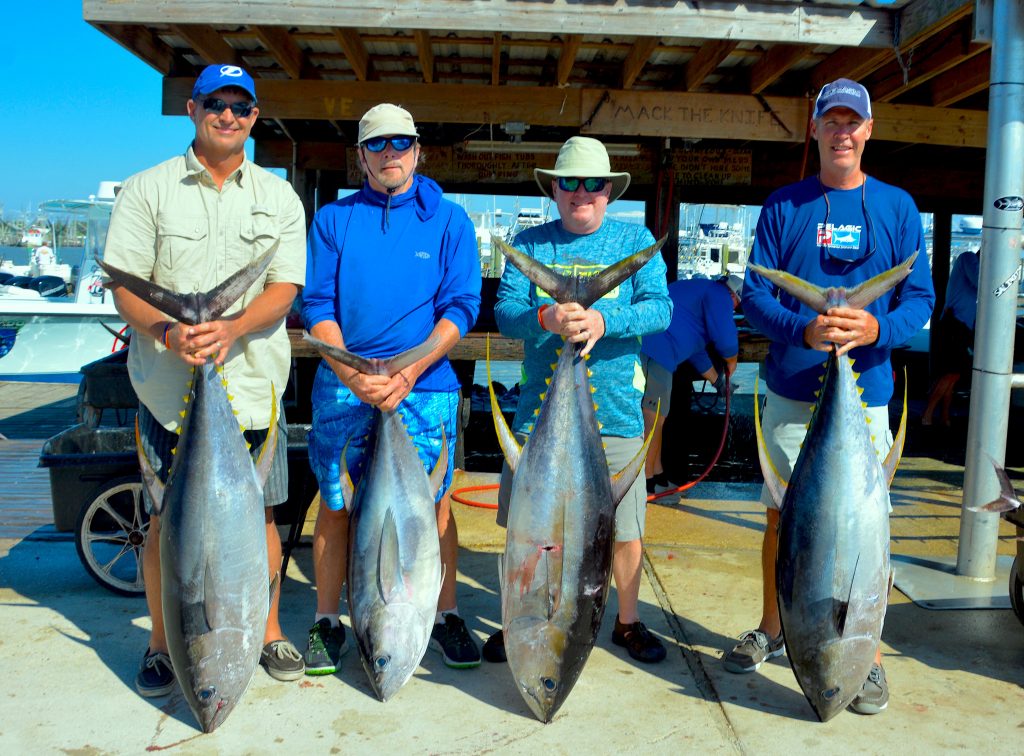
[304,618,348,676]
[135,649,175,697]
[722,630,785,673]
[849,663,889,714]
[612,618,667,663]
[260,639,305,681]
[429,614,481,668]
[481,629,507,663]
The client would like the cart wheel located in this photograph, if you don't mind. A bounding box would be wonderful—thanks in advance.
[1009,556,1024,627]
[75,477,148,596]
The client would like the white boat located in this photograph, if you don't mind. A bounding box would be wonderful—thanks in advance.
[0,183,127,382]
[960,215,983,235]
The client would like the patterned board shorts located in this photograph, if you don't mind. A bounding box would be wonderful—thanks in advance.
[308,362,459,512]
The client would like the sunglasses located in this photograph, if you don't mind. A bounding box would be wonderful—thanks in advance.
[362,136,417,153]
[557,177,608,193]
[818,177,876,263]
[201,97,255,118]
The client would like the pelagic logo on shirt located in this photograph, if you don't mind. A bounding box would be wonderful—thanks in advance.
[817,222,863,251]
[534,262,622,300]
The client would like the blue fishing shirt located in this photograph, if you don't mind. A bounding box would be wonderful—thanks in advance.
[642,278,738,374]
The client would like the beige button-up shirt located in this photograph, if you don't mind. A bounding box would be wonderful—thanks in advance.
[104,146,306,430]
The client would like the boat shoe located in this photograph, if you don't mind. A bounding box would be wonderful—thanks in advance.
[260,639,305,681]
[612,618,667,663]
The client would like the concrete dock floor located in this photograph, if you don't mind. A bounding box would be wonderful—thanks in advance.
[2,381,1023,754]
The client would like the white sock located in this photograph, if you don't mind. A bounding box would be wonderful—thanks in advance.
[435,608,459,624]
[315,613,340,628]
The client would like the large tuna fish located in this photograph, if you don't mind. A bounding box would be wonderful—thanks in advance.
[303,335,446,702]
[488,235,661,722]
[99,252,278,733]
[750,255,914,722]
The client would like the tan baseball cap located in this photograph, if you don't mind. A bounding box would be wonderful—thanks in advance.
[358,103,419,144]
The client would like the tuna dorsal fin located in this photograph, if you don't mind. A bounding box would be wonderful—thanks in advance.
[134,416,165,516]
[754,378,787,507]
[835,553,860,636]
[253,383,278,487]
[377,507,405,602]
[487,335,522,473]
[429,422,448,498]
[610,405,658,505]
[98,249,275,324]
[881,370,907,486]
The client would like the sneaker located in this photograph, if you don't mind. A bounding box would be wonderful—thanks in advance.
[429,614,482,668]
[481,629,507,663]
[304,618,348,676]
[722,630,785,673]
[612,618,667,663]
[135,649,175,697]
[849,663,889,715]
[260,639,305,681]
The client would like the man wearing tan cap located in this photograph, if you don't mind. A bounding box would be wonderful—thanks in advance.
[486,136,672,665]
[302,103,483,674]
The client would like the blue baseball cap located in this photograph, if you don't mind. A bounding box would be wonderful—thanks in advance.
[192,64,257,102]
[813,78,871,120]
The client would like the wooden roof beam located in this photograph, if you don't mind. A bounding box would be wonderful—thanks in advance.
[254,25,320,80]
[334,28,372,82]
[89,22,176,74]
[621,37,660,90]
[491,32,502,86]
[414,30,435,84]
[172,24,240,67]
[872,27,987,102]
[556,34,583,87]
[683,39,739,92]
[929,49,991,107]
[750,43,812,94]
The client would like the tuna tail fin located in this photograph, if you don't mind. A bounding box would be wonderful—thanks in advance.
[302,333,441,378]
[754,378,787,507]
[428,422,448,498]
[97,249,276,325]
[491,234,666,308]
[253,383,279,488]
[609,403,658,506]
[967,455,1022,513]
[487,335,522,474]
[378,507,406,603]
[845,252,918,310]
[134,416,165,516]
[747,262,830,314]
[881,370,907,487]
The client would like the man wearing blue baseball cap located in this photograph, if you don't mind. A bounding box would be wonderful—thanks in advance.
[723,78,934,716]
[103,63,308,695]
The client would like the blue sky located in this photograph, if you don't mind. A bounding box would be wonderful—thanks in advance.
[0,2,188,216]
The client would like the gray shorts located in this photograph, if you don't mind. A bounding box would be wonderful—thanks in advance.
[758,387,893,510]
[497,433,648,541]
[640,354,672,418]
[137,402,289,515]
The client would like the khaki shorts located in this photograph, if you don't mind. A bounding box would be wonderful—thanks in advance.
[497,433,648,541]
[640,354,672,418]
[758,387,893,510]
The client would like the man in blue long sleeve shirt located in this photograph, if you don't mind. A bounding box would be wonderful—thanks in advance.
[725,79,934,717]
[301,104,483,673]
[483,137,672,665]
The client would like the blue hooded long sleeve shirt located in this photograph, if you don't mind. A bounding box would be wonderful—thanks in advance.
[302,175,481,392]
[742,175,934,407]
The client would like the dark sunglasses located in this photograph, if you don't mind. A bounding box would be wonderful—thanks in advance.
[557,177,608,193]
[362,136,417,153]
[818,177,876,263]
[201,97,255,118]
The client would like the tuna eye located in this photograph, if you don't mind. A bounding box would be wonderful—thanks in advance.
[542,677,556,692]
[198,686,217,702]
[821,687,840,701]
[375,656,390,670]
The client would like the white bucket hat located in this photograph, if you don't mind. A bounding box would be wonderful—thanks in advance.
[358,103,419,144]
[534,136,631,202]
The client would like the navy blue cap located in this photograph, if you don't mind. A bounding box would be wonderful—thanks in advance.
[813,78,871,120]
[192,64,257,102]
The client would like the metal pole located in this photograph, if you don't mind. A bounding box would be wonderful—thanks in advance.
[957,0,1024,578]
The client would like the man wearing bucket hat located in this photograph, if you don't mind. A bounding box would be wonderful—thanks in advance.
[484,136,672,664]
[302,103,482,674]
[639,274,742,494]
[102,63,308,694]
[726,78,933,715]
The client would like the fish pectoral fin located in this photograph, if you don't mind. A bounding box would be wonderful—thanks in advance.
[487,336,522,472]
[268,570,280,609]
[135,416,165,516]
[377,508,406,602]
[253,384,279,487]
[754,378,787,507]
[339,436,356,511]
[428,421,448,498]
[610,419,656,505]
[835,553,860,636]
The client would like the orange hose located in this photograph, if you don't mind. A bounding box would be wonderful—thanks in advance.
[450,483,500,509]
